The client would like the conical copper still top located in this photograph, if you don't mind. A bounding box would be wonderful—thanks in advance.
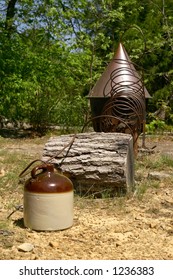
[88,42,151,99]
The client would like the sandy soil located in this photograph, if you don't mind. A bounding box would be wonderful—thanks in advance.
[0,134,173,260]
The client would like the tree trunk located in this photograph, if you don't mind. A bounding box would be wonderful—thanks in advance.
[5,0,17,35]
[42,132,134,197]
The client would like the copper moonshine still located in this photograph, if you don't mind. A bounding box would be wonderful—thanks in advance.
[87,42,151,151]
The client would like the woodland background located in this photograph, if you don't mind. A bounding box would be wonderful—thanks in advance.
[0,0,173,133]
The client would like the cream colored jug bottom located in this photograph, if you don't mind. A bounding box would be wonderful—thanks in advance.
[24,191,73,231]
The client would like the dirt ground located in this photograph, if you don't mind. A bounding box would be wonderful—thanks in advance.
[0,133,173,260]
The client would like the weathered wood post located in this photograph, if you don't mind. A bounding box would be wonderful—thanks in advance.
[42,132,134,197]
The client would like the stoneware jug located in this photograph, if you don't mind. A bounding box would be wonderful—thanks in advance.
[24,163,73,231]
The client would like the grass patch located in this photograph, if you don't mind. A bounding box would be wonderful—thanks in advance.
[136,153,173,171]
[134,179,160,200]
[135,150,173,198]
[0,220,10,230]
[0,134,49,195]
[147,154,173,170]
[0,151,30,194]
[160,155,173,168]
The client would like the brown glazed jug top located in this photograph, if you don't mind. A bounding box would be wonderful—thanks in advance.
[24,164,73,193]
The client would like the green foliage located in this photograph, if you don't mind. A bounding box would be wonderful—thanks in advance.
[146,99,173,131]
[146,119,166,134]
[0,0,173,132]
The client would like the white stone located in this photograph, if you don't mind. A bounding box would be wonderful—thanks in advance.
[17,243,34,252]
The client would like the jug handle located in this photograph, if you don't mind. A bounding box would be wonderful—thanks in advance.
[19,159,46,178]
[31,164,53,179]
